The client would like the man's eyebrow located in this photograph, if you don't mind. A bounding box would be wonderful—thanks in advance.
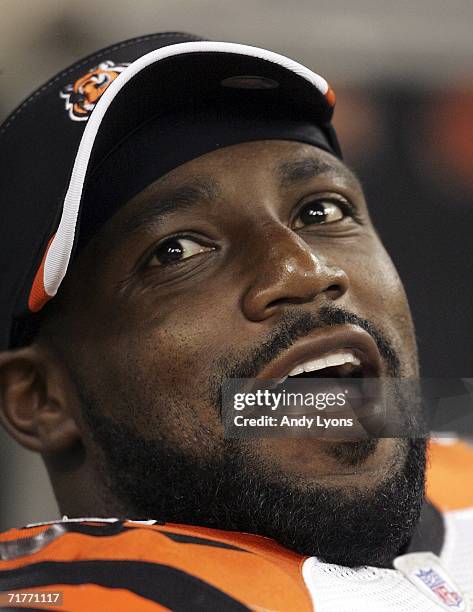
[277,156,340,188]
[123,177,220,235]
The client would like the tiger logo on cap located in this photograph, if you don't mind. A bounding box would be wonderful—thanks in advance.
[60,60,129,122]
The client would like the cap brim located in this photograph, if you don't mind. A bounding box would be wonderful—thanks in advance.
[89,43,337,170]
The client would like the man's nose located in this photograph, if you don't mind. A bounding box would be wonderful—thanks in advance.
[241,226,349,322]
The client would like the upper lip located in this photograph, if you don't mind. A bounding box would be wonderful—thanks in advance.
[256,324,382,380]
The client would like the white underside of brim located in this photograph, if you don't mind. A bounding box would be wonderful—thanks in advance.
[42,41,329,296]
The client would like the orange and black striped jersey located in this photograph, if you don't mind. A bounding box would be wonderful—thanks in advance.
[0,440,472,611]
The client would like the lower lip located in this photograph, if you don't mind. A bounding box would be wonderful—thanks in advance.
[273,376,384,437]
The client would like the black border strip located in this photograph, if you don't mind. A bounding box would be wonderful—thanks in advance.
[0,560,248,611]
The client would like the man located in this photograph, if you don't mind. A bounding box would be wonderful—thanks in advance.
[0,32,472,611]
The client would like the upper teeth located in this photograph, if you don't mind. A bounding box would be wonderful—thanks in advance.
[288,351,361,377]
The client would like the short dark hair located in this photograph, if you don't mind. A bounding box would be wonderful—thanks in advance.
[9,302,55,349]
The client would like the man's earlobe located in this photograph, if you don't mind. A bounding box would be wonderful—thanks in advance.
[0,346,81,453]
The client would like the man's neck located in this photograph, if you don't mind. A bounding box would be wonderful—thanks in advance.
[403,499,444,557]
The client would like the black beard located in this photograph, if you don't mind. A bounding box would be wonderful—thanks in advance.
[76,305,426,568]
[81,409,426,568]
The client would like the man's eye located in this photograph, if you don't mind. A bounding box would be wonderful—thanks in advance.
[293,199,345,229]
[149,237,214,266]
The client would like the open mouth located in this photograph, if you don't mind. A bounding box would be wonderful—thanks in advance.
[254,325,384,433]
[278,349,365,385]
[256,325,382,382]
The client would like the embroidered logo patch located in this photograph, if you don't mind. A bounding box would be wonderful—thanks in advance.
[416,568,463,608]
[394,552,469,611]
[60,60,129,121]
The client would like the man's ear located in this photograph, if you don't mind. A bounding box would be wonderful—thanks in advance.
[0,345,81,453]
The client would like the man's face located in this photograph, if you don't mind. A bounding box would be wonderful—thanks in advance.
[49,140,424,567]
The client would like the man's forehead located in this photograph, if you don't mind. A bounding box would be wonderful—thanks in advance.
[152,141,354,190]
[124,142,357,214]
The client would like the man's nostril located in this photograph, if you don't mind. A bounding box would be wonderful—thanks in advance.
[327,284,341,293]
[267,295,316,310]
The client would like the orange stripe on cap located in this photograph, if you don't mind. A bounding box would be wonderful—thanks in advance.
[28,234,56,313]
[326,86,336,107]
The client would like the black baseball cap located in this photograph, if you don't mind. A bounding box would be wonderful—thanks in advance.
[0,31,341,350]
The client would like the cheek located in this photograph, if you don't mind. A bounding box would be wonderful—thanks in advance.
[81,293,233,445]
[343,238,418,375]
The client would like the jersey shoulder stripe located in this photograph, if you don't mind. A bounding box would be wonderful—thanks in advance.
[426,439,473,511]
[0,559,248,611]
[0,520,311,611]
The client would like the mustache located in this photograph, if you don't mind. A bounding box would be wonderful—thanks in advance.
[217,304,400,382]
